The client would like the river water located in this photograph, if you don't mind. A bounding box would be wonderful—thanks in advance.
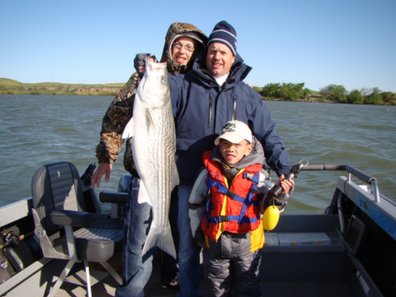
[0,95,395,212]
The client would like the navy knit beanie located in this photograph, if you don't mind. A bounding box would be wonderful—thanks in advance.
[207,20,237,56]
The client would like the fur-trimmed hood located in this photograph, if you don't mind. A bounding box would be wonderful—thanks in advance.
[160,22,207,74]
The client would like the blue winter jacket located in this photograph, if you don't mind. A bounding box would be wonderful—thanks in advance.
[170,53,290,185]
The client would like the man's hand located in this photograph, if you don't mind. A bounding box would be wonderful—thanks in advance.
[91,163,112,188]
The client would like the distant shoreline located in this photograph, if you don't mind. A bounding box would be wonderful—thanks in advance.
[0,77,123,96]
[1,77,395,105]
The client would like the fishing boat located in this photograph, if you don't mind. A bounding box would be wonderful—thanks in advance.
[0,162,395,297]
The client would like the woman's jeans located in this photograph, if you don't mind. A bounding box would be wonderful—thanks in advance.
[115,177,153,297]
[176,185,202,297]
[115,176,179,296]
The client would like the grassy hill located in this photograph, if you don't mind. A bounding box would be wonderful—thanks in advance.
[0,78,124,96]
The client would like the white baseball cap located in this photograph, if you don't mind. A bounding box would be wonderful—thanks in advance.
[214,120,253,145]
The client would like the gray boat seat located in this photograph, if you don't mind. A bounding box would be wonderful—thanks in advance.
[264,231,344,253]
[31,162,123,297]
[99,174,131,218]
[262,214,344,253]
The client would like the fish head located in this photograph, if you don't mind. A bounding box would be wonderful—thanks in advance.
[138,59,170,108]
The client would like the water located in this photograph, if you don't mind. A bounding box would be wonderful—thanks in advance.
[0,95,395,212]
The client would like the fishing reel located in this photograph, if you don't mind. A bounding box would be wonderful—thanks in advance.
[266,159,309,210]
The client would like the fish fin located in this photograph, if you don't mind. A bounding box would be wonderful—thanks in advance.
[122,117,134,139]
[137,181,152,205]
[145,109,155,132]
[142,224,177,259]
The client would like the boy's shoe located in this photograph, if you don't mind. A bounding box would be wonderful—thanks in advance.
[161,275,179,289]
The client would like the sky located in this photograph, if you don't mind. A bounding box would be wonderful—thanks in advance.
[1,0,395,92]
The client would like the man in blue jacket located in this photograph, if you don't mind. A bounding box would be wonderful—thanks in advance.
[170,20,293,297]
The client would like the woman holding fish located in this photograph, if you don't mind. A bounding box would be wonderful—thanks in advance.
[91,22,207,297]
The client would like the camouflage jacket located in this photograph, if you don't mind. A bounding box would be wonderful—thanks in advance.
[95,22,207,175]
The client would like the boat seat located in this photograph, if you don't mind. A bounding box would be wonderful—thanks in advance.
[261,231,355,284]
[262,214,345,253]
[31,162,123,297]
[263,231,344,253]
[99,174,131,218]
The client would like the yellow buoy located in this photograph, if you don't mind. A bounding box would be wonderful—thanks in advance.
[262,205,280,231]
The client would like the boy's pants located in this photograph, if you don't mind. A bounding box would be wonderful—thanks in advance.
[203,232,262,297]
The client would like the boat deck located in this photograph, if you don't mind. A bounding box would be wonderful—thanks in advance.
[53,221,361,297]
[55,275,357,297]
[53,259,358,297]
[3,214,368,297]
[55,255,179,297]
[261,281,356,297]
[52,259,358,297]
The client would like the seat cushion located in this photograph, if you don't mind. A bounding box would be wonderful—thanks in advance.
[74,228,124,262]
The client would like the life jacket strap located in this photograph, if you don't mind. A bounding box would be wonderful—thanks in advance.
[208,178,258,206]
[208,215,259,224]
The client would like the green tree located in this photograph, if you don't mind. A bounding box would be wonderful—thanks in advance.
[261,83,281,98]
[364,87,383,104]
[347,89,364,104]
[261,82,310,100]
[381,92,396,105]
[320,84,347,103]
[280,83,296,100]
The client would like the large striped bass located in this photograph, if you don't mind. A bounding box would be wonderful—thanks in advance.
[122,59,179,258]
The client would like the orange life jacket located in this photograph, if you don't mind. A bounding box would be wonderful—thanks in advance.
[201,151,262,241]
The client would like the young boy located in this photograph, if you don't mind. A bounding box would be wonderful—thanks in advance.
[189,120,291,297]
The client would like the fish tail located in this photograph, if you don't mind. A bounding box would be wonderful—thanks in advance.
[157,224,177,259]
[142,224,177,259]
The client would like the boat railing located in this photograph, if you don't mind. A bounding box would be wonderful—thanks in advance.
[301,163,396,243]
[301,163,381,203]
